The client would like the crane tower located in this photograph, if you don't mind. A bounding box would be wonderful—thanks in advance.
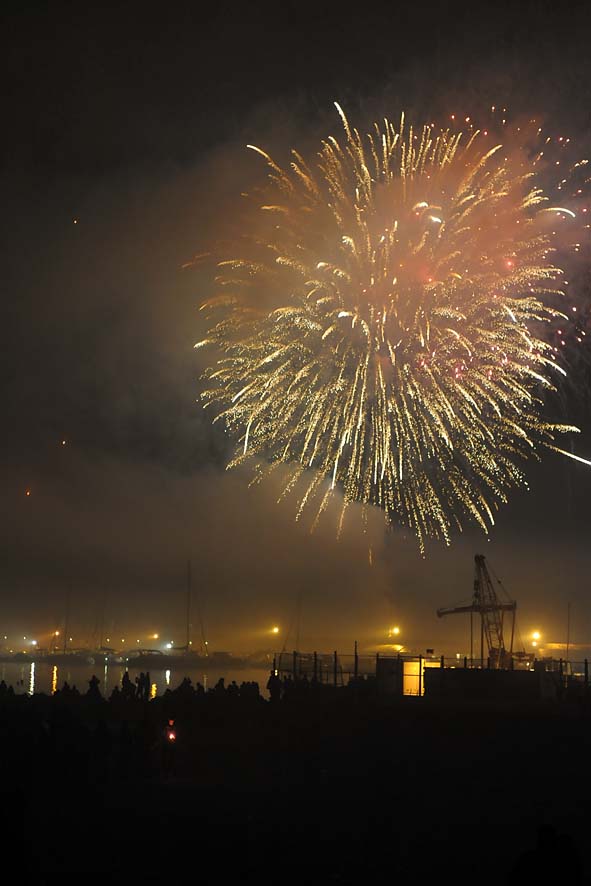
[437,555,517,669]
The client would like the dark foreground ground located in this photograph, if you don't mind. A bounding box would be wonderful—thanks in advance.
[1,678,589,885]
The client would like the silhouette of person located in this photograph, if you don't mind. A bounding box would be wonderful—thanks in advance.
[121,671,134,699]
[87,675,101,699]
[267,669,282,703]
[282,674,294,699]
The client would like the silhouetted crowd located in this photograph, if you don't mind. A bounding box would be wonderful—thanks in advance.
[0,670,587,884]
[0,668,376,709]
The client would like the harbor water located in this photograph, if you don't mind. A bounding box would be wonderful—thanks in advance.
[0,660,272,698]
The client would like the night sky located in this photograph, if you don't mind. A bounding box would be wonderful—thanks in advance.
[3,0,591,656]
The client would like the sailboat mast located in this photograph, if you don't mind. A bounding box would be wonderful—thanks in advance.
[186,560,192,650]
[63,587,71,654]
[98,591,106,649]
[188,559,208,656]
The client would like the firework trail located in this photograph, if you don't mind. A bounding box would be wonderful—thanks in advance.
[196,105,590,551]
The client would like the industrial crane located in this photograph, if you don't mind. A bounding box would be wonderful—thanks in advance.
[437,555,517,669]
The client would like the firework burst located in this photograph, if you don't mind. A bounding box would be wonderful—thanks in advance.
[196,105,589,551]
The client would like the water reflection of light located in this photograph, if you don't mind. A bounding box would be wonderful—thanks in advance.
[104,663,109,696]
[165,669,171,686]
[150,683,157,700]
[51,666,58,694]
[28,662,35,696]
[203,673,208,691]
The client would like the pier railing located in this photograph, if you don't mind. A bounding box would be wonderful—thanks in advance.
[273,648,590,697]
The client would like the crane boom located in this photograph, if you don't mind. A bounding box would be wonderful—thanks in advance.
[437,603,516,617]
[437,555,517,669]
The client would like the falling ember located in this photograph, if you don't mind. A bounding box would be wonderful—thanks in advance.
[197,105,588,552]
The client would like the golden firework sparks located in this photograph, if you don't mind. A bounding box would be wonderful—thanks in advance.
[196,106,588,552]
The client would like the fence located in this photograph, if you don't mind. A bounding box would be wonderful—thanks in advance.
[273,646,591,698]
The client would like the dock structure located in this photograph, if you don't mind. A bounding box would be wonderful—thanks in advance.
[274,646,589,701]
